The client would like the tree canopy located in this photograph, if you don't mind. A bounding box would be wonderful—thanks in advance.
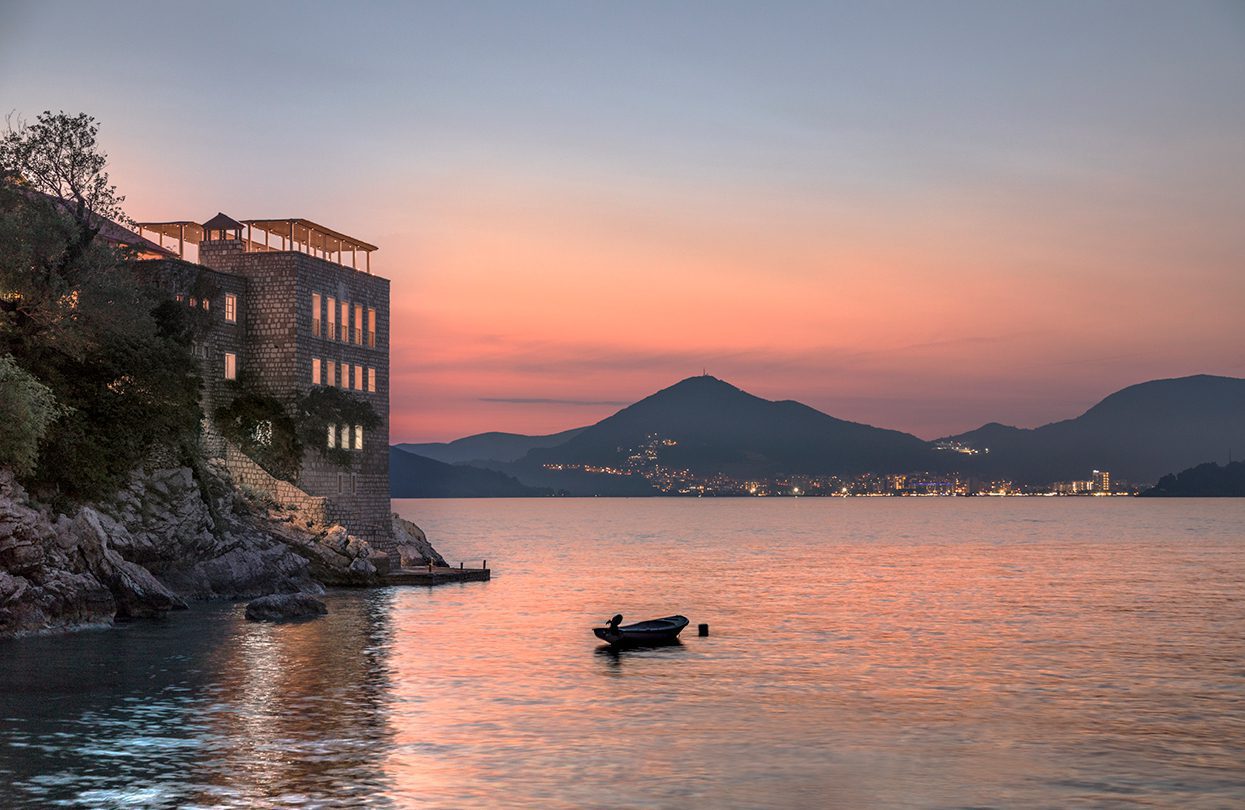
[1,112,202,504]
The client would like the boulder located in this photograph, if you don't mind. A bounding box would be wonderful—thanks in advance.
[392,514,448,568]
[244,592,327,622]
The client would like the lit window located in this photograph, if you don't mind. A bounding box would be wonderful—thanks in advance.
[176,293,184,302]
[202,298,210,311]
[340,300,349,341]
[312,358,321,385]
[327,296,337,340]
[354,364,363,391]
[253,420,273,446]
[224,293,237,322]
[327,424,337,449]
[224,352,237,380]
[367,308,376,347]
[311,292,321,336]
[341,424,351,451]
[353,424,363,450]
[188,296,197,307]
[354,303,363,344]
[326,359,336,387]
[367,367,376,392]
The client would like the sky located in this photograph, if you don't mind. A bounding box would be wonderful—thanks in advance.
[3,1,1244,442]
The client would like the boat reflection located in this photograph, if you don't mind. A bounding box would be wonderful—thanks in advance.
[594,638,687,670]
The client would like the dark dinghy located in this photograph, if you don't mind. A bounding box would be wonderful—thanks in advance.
[594,614,689,647]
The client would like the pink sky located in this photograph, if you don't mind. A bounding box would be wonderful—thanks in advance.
[3,2,1243,442]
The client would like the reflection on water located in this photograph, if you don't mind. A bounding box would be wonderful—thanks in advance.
[0,591,397,808]
[2,498,1244,808]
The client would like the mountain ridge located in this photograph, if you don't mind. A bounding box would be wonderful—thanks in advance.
[392,373,1245,493]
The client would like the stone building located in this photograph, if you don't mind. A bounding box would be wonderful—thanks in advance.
[134,214,392,550]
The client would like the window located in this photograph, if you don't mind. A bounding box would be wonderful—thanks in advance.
[340,300,350,342]
[367,308,376,347]
[188,296,197,308]
[354,303,363,344]
[175,293,184,303]
[367,367,376,393]
[310,292,320,335]
[312,358,322,385]
[326,424,337,449]
[353,424,363,450]
[327,296,336,340]
[225,293,237,323]
[354,364,363,391]
[341,424,351,451]
[253,420,273,447]
[224,352,237,380]
[351,473,358,494]
[337,473,344,494]
[202,298,210,311]
[326,359,336,387]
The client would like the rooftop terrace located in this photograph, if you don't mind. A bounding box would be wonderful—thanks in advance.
[135,213,378,273]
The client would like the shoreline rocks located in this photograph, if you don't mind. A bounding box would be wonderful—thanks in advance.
[1,463,445,638]
[393,514,447,568]
[244,592,327,622]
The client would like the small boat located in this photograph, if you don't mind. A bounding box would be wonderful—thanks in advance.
[594,614,689,646]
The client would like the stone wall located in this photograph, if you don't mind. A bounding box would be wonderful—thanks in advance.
[221,442,328,526]
[135,258,247,407]
[197,241,392,551]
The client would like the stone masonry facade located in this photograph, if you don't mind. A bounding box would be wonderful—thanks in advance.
[141,234,393,553]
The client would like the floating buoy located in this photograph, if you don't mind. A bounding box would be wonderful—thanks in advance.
[698,623,710,637]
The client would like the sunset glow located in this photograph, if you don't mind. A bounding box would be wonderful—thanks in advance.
[4,1,1242,441]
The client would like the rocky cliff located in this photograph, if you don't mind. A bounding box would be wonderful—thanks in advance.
[0,459,439,638]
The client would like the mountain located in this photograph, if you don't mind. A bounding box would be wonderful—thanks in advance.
[941,375,1245,483]
[389,447,551,498]
[1140,461,1245,497]
[519,375,937,478]
[395,426,585,464]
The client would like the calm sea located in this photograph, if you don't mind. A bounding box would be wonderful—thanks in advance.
[2,498,1243,808]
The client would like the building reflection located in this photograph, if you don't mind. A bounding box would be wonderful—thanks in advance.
[182,590,398,806]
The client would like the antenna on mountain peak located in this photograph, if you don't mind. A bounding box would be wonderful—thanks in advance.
[702,367,707,377]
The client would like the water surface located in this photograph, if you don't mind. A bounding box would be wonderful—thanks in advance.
[2,498,1243,807]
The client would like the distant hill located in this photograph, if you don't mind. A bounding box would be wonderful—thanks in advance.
[1140,461,1245,497]
[389,447,551,498]
[520,375,937,478]
[941,375,1245,483]
[395,426,585,464]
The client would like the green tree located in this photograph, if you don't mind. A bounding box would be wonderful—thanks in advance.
[0,112,204,503]
[296,388,381,468]
[0,354,64,475]
[214,381,303,482]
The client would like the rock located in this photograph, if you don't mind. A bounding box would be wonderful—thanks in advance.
[102,549,188,618]
[369,551,392,576]
[392,514,448,568]
[244,592,327,622]
[0,473,51,574]
[323,525,350,554]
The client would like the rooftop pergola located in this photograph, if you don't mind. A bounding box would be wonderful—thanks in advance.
[135,215,378,273]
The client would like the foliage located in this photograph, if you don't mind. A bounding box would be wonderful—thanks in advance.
[0,113,205,504]
[213,381,303,482]
[1142,461,1245,498]
[296,387,381,468]
[1,111,128,230]
[0,354,65,475]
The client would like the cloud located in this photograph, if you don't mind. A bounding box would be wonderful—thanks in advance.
[480,397,630,406]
